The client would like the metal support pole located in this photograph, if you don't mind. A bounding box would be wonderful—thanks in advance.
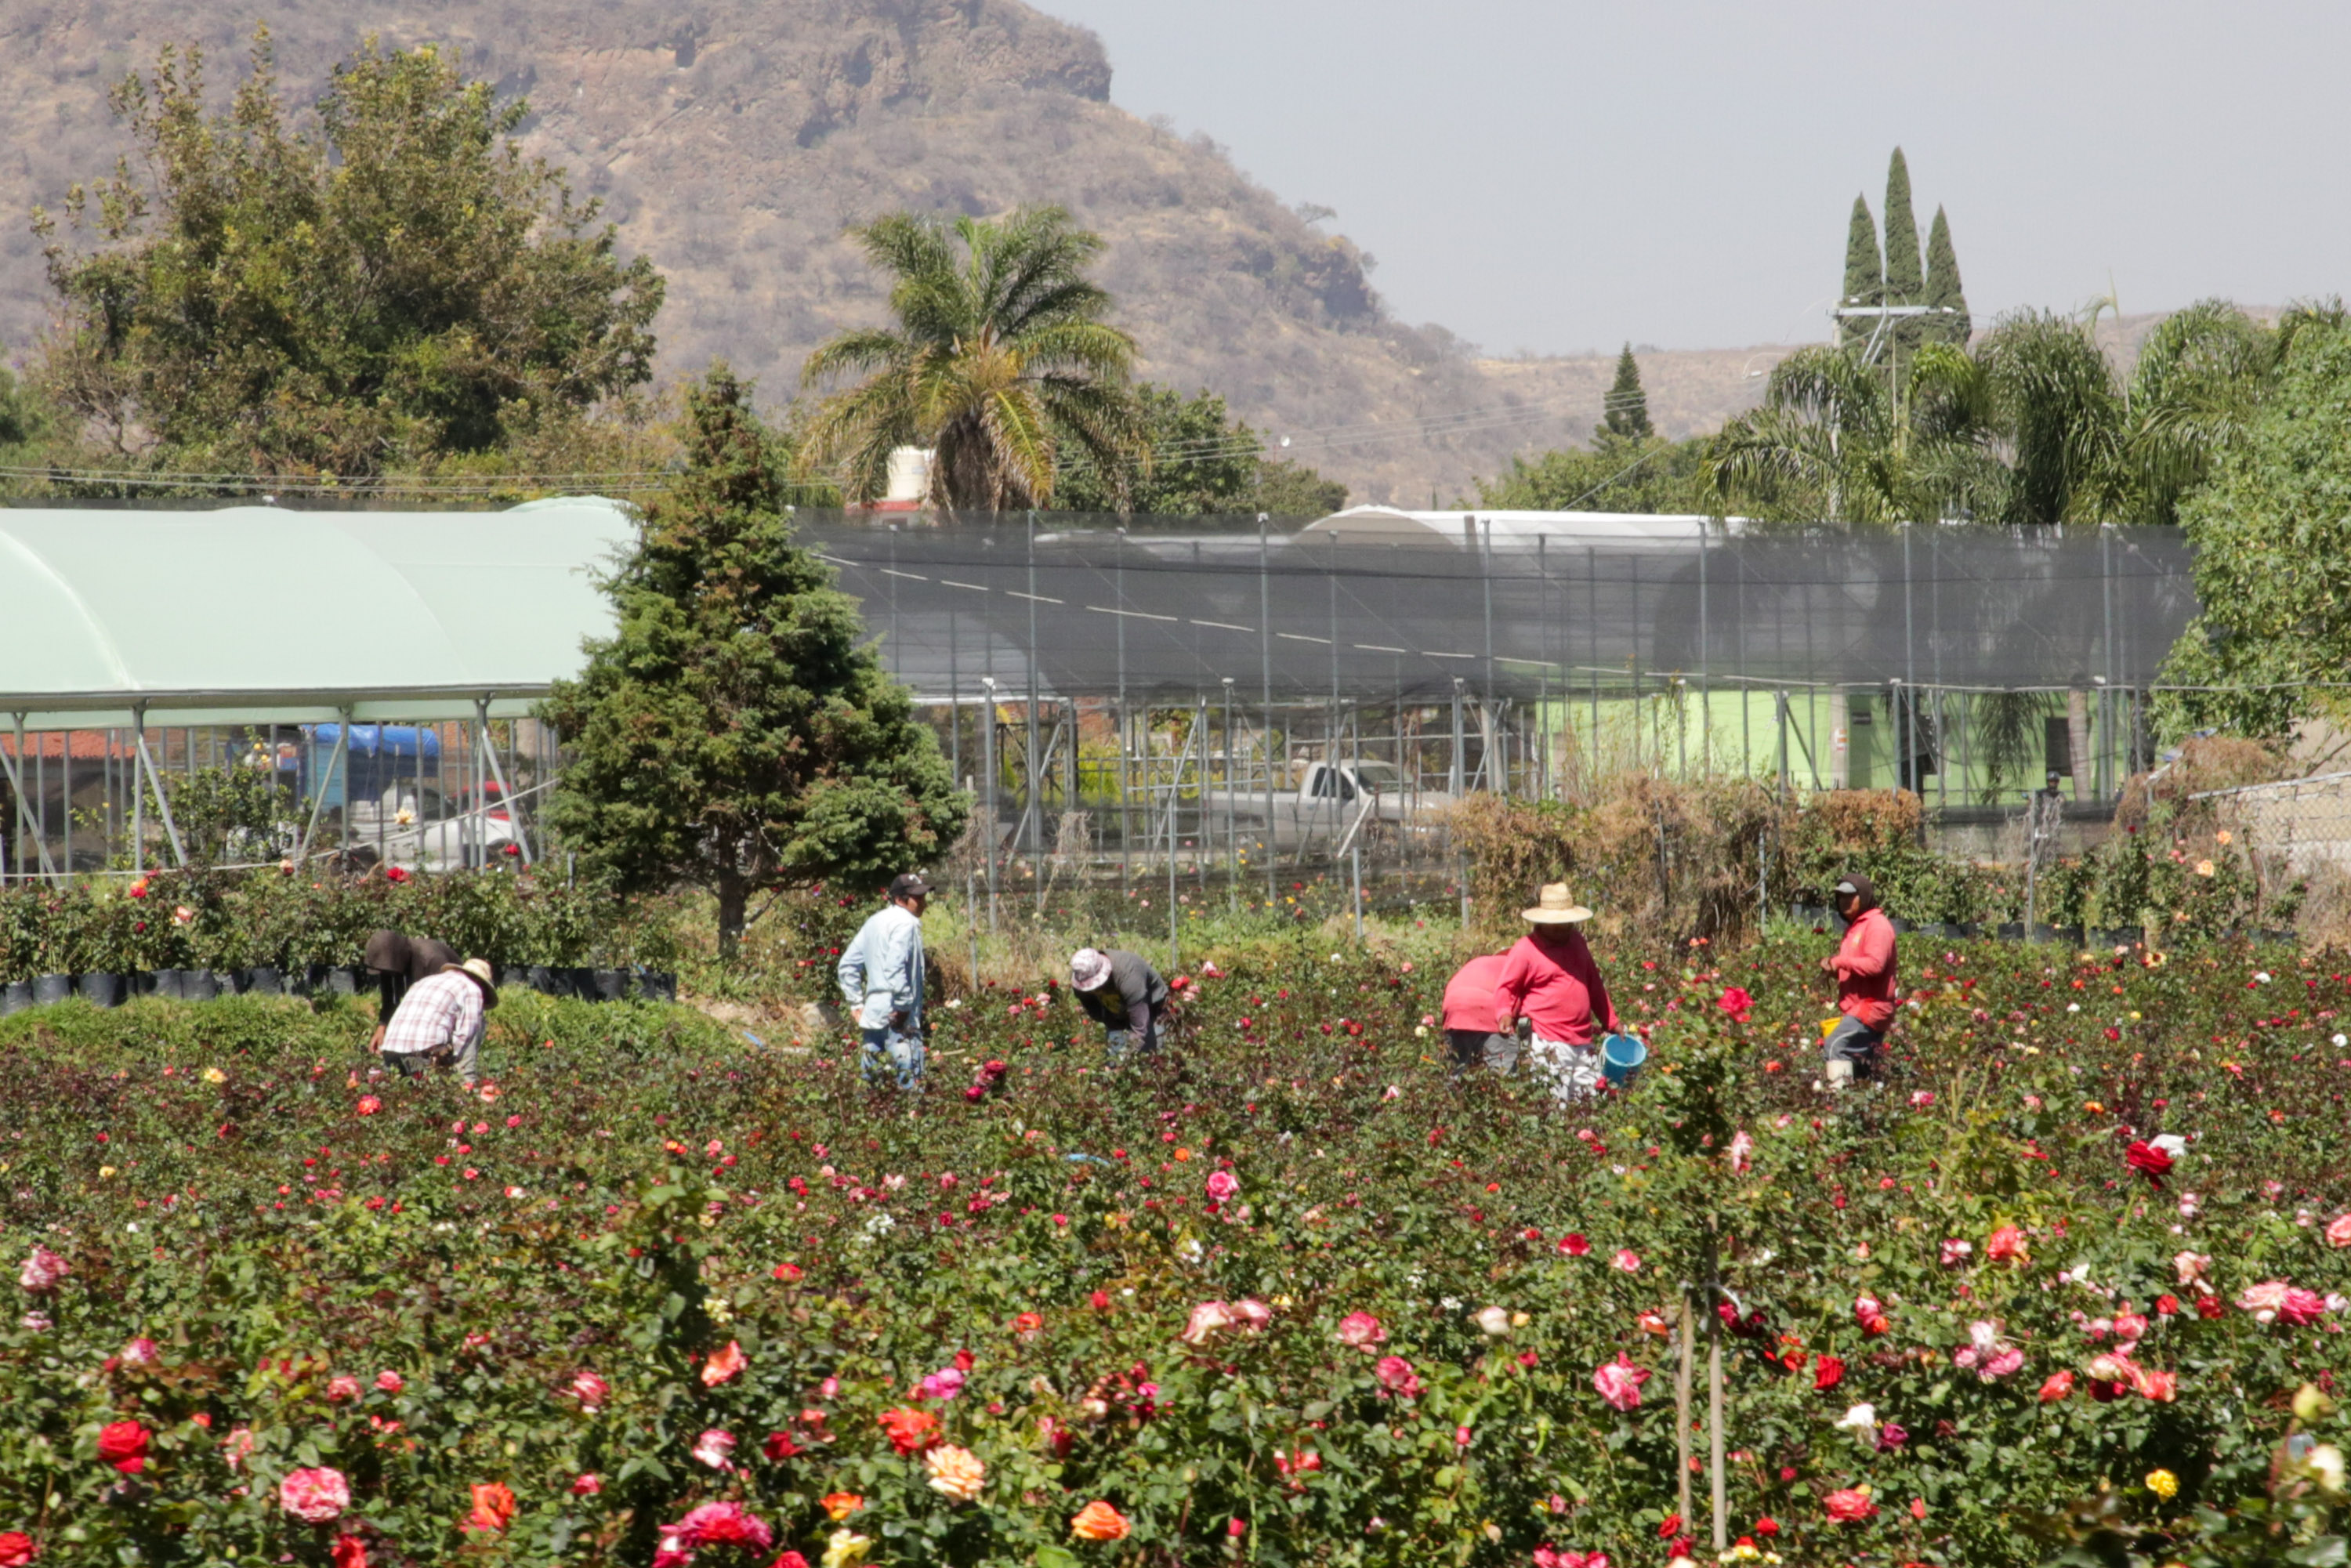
[2,716,56,878]
[131,715,188,868]
[1259,514,1275,907]
[1222,676,1237,904]
[476,700,534,864]
[980,677,1000,932]
[1116,531,1129,895]
[1902,523,1918,796]
[1024,512,1041,860]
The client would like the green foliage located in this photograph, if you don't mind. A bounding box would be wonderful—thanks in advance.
[1051,384,1346,517]
[0,866,633,978]
[1922,206,1972,346]
[1475,434,1712,513]
[1840,194,1882,350]
[1600,343,1654,442]
[33,31,662,478]
[543,366,969,956]
[2155,315,2351,739]
[0,929,2341,1566]
[1883,149,1925,354]
[801,205,1147,512]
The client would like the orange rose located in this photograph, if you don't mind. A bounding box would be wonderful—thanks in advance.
[878,1407,940,1456]
[821,1492,865,1523]
[1070,1501,1132,1542]
[462,1483,516,1533]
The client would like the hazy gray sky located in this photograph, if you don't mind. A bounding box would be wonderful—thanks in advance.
[1041,0,2351,356]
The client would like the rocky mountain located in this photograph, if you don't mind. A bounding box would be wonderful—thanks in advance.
[0,0,1778,501]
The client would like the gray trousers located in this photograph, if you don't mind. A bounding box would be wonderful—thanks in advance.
[1823,1015,1884,1080]
[1446,1028,1518,1076]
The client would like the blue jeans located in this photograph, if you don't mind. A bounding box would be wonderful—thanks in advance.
[860,1026,926,1089]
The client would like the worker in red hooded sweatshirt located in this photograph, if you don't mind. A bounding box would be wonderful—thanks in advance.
[1820,871,1898,1086]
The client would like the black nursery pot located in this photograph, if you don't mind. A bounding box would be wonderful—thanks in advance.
[32,974,72,1005]
[78,972,124,1008]
[150,968,187,1001]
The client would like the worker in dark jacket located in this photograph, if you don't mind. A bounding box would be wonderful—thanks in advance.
[364,928,459,1053]
[1070,947,1172,1061]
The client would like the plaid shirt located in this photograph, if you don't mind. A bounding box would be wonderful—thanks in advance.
[380,970,484,1057]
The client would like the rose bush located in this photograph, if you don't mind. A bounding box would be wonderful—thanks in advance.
[0,930,2340,1566]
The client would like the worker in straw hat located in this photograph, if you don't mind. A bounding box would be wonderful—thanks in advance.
[377,957,498,1088]
[1493,883,1622,1101]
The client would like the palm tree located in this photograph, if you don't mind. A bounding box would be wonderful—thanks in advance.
[1705,342,2004,527]
[800,206,1149,511]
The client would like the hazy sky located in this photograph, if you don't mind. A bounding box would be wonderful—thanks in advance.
[1041,0,2351,356]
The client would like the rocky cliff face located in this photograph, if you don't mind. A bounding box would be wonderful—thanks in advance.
[0,0,1770,502]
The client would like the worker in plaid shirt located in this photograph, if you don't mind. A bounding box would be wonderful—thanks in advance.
[379,957,498,1087]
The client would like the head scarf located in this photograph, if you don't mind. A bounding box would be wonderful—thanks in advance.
[1835,872,1880,916]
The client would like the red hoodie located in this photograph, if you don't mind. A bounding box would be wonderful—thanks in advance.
[1492,926,1621,1045]
[1833,907,1899,1031]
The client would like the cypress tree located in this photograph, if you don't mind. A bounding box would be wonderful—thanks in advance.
[1922,205,1972,345]
[1598,342,1654,442]
[1883,148,1924,353]
[1840,195,1881,351]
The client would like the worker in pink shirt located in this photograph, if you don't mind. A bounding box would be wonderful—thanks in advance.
[1440,951,1517,1077]
[1493,883,1621,1100]
[1820,871,1899,1085]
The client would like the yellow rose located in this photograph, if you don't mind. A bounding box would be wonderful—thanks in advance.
[202,1067,226,1085]
[821,1529,872,1568]
[2145,1468,2179,1501]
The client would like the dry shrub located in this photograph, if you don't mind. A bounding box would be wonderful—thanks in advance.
[2114,736,2290,835]
[1804,790,1922,850]
[1449,777,1787,945]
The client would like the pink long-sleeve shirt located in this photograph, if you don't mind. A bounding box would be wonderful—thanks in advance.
[1832,907,1899,1031]
[1492,926,1621,1045]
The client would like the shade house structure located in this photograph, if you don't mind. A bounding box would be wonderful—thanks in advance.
[0,497,634,875]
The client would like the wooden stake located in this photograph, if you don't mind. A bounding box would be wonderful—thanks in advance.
[1675,1298,1695,1530]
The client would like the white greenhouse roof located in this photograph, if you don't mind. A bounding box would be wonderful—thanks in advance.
[0,497,635,726]
[1298,505,1748,546]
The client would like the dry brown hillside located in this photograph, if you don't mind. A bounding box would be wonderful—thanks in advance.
[0,3,2225,505]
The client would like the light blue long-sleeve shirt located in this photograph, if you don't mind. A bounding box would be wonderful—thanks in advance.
[838,903,925,1031]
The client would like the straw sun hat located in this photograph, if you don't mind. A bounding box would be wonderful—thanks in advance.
[1520,883,1594,925]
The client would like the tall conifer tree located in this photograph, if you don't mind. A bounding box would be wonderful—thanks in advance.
[1598,342,1654,441]
[1922,205,1972,345]
[1882,148,1925,353]
[1840,196,1882,351]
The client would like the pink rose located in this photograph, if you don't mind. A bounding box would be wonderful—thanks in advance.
[665,1500,773,1552]
[1232,1298,1272,1331]
[1726,1132,1754,1175]
[1611,1249,1641,1273]
[375,1371,404,1394]
[2327,1214,2351,1248]
[1940,1239,1973,1267]
[2280,1287,2327,1327]
[572,1474,602,1496]
[223,1426,256,1471]
[568,1371,609,1412]
[1824,1487,1878,1523]
[1375,1356,1423,1397]
[119,1338,159,1366]
[1982,1347,2024,1380]
[356,1096,381,1117]
[1592,1353,1650,1413]
[281,1466,352,1523]
[1336,1311,1386,1349]
[1205,1170,1239,1203]
[690,1429,736,1471]
[18,1245,68,1292]
[2237,1280,2291,1323]
[326,1375,361,1403]
[919,1368,966,1401]
[1180,1301,1236,1345]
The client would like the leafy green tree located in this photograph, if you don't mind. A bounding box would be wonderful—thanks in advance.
[801,205,1147,512]
[543,367,968,958]
[34,31,662,478]
[1596,343,1654,443]
[1254,457,1348,517]
[1476,434,1712,513]
[1839,196,1882,351]
[1922,206,1971,346]
[2154,317,2351,739]
[1882,150,1925,355]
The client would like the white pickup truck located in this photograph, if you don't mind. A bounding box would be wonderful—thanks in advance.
[1200,761,1451,849]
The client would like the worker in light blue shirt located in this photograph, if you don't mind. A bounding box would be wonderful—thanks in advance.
[837,872,930,1088]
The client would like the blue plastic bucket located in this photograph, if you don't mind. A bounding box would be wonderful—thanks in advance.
[1600,1033,1647,1087]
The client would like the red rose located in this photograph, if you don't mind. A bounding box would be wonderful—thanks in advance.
[1657,1515,1684,1540]
[2196,1294,2225,1320]
[1814,1354,1846,1392]
[2125,1141,2172,1186]
[96,1419,149,1474]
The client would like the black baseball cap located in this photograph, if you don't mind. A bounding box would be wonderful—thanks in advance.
[889,873,933,899]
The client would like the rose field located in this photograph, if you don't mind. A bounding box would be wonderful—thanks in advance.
[0,925,2347,1568]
